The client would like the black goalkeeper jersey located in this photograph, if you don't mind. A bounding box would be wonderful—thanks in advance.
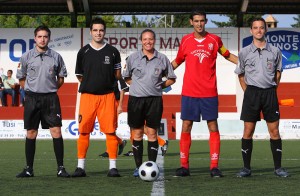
[75,43,121,95]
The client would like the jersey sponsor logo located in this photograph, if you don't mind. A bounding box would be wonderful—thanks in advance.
[194,52,208,63]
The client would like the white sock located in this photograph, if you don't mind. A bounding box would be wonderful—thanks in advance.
[78,158,85,169]
[109,159,116,169]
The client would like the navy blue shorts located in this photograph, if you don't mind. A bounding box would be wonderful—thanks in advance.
[181,95,218,122]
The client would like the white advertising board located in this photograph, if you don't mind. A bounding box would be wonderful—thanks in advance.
[175,113,300,140]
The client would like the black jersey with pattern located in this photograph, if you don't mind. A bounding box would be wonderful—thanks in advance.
[75,43,121,95]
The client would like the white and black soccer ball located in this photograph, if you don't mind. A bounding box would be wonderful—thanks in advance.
[139,161,160,181]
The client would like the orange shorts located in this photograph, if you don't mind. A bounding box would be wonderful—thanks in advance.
[78,93,118,134]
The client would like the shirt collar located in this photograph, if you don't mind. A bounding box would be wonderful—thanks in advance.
[250,42,272,53]
[33,47,52,58]
[138,49,158,61]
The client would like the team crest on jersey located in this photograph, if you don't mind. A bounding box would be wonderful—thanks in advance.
[48,67,54,75]
[154,68,160,75]
[208,43,214,51]
[267,60,273,69]
[104,56,110,64]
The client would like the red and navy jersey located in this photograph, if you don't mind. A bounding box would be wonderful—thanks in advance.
[175,32,230,98]
[76,43,121,95]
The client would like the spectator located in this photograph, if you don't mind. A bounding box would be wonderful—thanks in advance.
[0,70,16,106]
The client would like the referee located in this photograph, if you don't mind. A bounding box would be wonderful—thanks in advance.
[16,25,70,178]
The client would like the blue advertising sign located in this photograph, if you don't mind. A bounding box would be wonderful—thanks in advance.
[242,30,300,70]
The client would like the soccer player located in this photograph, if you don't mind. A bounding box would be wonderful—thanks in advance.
[99,78,128,158]
[235,18,289,178]
[123,29,176,177]
[72,17,122,177]
[172,9,238,177]
[16,25,70,178]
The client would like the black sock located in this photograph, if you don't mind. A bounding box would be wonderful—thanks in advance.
[53,137,64,167]
[270,138,282,170]
[148,140,158,162]
[132,140,143,168]
[241,138,253,169]
[25,138,36,169]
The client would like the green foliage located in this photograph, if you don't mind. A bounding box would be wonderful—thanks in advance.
[0,15,71,28]
[1,140,300,195]
[291,14,300,28]
[211,14,263,27]
[130,15,148,28]
[172,14,191,28]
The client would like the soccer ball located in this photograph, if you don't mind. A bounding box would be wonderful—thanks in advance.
[139,161,160,181]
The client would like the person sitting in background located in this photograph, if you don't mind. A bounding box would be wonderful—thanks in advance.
[0,70,16,106]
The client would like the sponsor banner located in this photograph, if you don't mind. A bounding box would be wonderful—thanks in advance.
[0,28,81,83]
[0,114,172,140]
[0,113,131,139]
[240,28,300,82]
[175,113,300,140]
[63,113,131,139]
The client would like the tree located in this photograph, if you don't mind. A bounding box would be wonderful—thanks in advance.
[0,15,71,28]
[129,15,147,28]
[172,14,191,28]
[291,15,300,28]
[211,14,263,27]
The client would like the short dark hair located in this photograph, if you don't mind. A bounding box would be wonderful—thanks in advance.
[90,17,106,30]
[34,25,51,38]
[139,29,156,40]
[250,18,267,29]
[7,70,13,74]
[190,9,207,20]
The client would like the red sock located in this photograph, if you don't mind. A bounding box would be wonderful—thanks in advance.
[209,131,220,170]
[180,132,191,169]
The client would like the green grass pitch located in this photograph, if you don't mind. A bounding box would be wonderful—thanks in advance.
[1,139,300,195]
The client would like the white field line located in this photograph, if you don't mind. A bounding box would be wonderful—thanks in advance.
[151,154,165,196]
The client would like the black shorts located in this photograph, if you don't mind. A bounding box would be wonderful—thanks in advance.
[241,85,279,122]
[24,92,62,130]
[127,96,163,129]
